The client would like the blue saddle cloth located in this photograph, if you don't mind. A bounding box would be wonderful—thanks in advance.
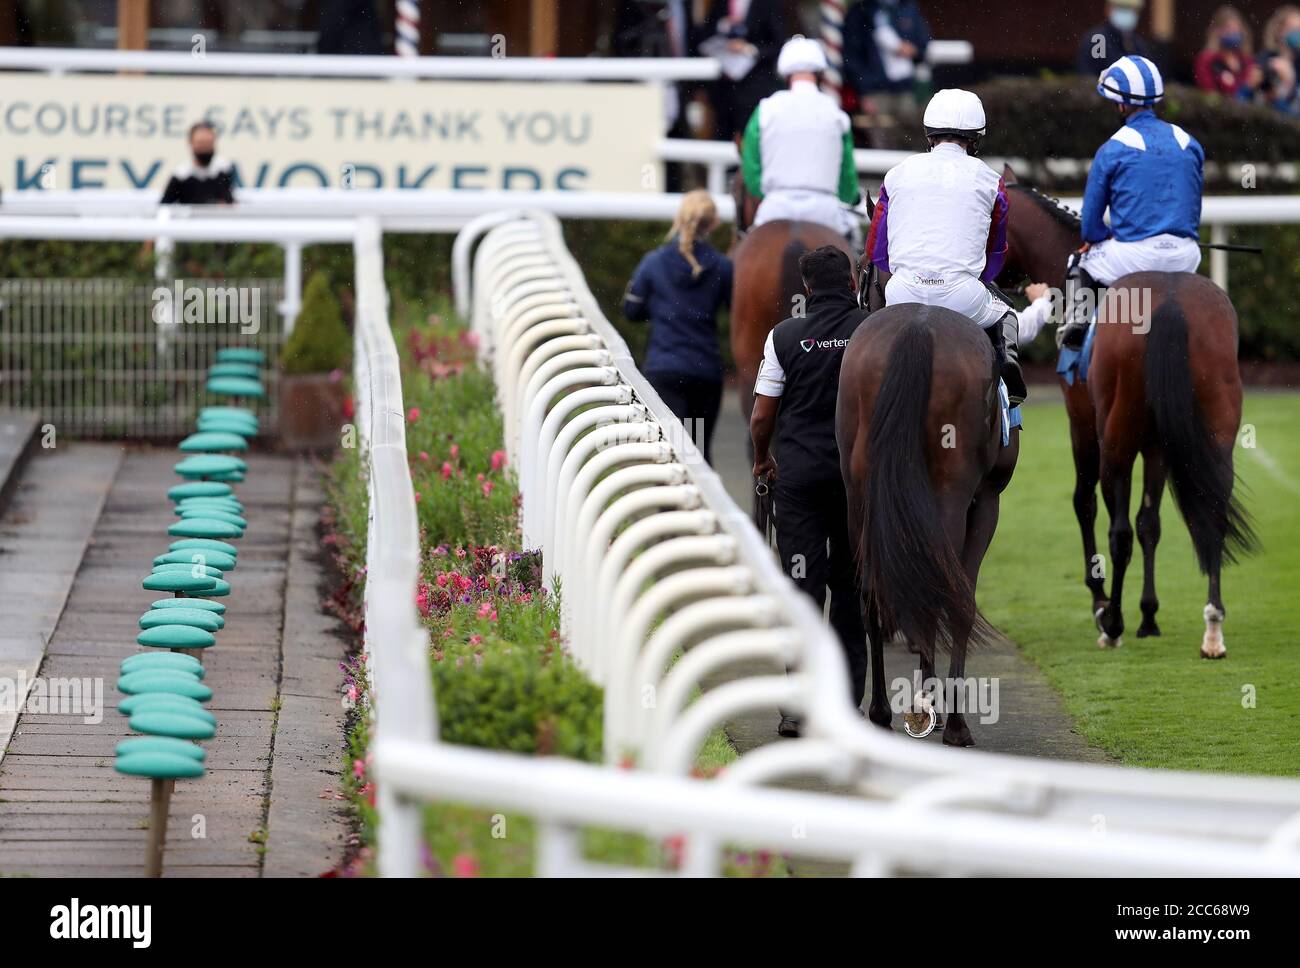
[999,380,1022,447]
[1056,319,1098,387]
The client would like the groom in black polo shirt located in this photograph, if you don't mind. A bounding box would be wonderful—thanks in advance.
[750,246,868,737]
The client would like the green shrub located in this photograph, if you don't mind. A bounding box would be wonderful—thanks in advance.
[433,645,602,759]
[874,77,1300,191]
[281,271,351,374]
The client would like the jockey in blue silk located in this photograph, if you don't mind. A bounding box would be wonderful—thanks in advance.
[1059,53,1205,350]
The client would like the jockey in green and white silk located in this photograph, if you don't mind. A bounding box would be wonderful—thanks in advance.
[740,36,860,240]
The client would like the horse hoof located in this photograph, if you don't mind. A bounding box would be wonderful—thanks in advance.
[1136,622,1161,638]
[1097,632,1122,649]
[1200,643,1227,660]
[942,728,975,748]
[902,707,936,739]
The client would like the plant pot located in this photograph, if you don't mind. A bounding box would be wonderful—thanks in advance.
[278,372,347,453]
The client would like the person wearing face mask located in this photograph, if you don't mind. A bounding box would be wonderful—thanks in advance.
[1260,5,1300,115]
[160,121,235,206]
[1195,6,1263,99]
[1077,0,1154,77]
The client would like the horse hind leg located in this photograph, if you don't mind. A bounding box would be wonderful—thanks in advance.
[1135,449,1166,638]
[1097,452,1136,648]
[1201,553,1228,660]
[863,601,893,729]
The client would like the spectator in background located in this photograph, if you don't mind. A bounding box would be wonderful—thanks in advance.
[697,0,787,140]
[1078,0,1153,76]
[160,122,234,205]
[317,0,385,55]
[1260,5,1300,115]
[842,0,931,108]
[615,1,699,190]
[1195,6,1263,99]
[622,190,732,464]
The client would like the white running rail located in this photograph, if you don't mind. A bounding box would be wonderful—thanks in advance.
[364,207,1300,877]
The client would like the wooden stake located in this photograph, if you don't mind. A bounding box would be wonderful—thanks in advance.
[145,777,172,877]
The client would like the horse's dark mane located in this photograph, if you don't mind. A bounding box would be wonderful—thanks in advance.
[1008,182,1081,233]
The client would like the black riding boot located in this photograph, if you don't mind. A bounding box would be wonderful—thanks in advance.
[1060,266,1103,351]
[988,311,1028,406]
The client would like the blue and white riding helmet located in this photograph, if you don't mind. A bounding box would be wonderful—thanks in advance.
[1097,55,1164,105]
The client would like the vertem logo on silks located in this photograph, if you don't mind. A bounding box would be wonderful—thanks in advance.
[800,337,852,353]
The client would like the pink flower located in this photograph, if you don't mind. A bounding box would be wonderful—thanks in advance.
[435,573,449,587]
[450,443,459,461]
[481,481,494,498]
[452,854,480,877]
[418,451,429,462]
[454,548,467,559]
[490,450,507,472]
[461,331,481,350]
[441,461,453,480]
[407,407,420,422]
[414,491,421,502]
[469,633,483,646]
[476,602,497,621]
[352,758,366,780]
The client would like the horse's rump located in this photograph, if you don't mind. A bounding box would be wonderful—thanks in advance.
[1093,272,1257,573]
[839,305,1002,656]
[730,219,852,418]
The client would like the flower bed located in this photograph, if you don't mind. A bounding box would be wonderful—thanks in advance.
[323,297,781,877]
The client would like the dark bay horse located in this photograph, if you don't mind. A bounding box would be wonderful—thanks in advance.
[1000,168,1257,658]
[728,173,852,430]
[837,306,1018,746]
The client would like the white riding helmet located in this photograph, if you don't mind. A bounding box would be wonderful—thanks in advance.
[1097,54,1165,105]
[923,89,988,140]
[777,35,828,77]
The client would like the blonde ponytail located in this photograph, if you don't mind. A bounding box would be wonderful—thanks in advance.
[668,189,718,279]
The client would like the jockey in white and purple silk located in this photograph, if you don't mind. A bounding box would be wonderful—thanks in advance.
[1059,53,1205,350]
[740,36,862,242]
[864,87,1026,404]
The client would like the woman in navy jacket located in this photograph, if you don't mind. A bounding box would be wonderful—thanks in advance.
[622,190,733,464]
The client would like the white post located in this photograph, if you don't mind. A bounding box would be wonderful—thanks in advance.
[707,160,727,195]
[1210,223,1228,294]
[281,241,303,334]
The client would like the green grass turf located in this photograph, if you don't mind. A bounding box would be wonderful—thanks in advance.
[979,389,1300,775]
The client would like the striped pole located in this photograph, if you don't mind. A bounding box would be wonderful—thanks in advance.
[396,0,420,58]
[820,0,846,102]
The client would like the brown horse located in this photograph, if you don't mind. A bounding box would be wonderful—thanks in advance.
[999,169,1257,657]
[729,172,852,431]
[838,306,1019,746]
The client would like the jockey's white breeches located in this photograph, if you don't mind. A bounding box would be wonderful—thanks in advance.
[1077,234,1202,286]
[885,272,1009,329]
[754,189,857,237]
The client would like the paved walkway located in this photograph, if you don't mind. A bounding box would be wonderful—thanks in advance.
[0,448,350,877]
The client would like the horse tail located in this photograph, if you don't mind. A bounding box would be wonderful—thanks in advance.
[1145,296,1258,572]
[779,234,810,316]
[861,320,994,656]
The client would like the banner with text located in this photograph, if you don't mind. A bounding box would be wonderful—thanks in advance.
[0,72,664,193]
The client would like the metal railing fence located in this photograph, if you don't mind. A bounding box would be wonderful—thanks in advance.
[0,276,283,437]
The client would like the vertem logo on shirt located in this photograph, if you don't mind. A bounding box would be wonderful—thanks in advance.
[800,337,851,353]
